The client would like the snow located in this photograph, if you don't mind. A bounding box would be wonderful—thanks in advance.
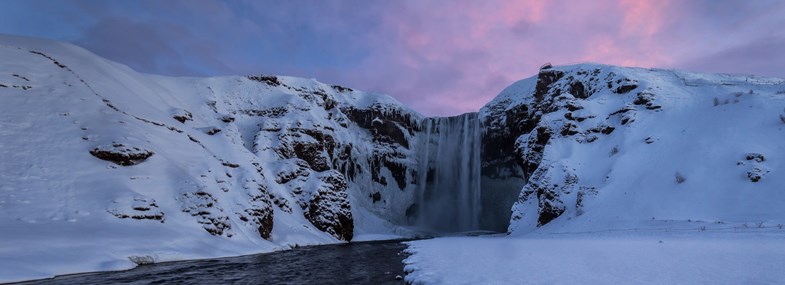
[413,64,785,284]
[404,232,785,284]
[2,34,785,283]
[509,64,785,234]
[0,34,414,283]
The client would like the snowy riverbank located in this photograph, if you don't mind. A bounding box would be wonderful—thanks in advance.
[403,229,785,284]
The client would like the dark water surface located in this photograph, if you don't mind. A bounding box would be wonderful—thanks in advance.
[19,239,411,285]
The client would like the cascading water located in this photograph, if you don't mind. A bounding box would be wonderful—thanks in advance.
[414,113,482,232]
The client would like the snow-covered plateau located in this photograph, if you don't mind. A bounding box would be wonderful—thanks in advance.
[1,34,784,283]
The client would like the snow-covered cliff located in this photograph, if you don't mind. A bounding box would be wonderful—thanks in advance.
[480,64,785,234]
[0,35,430,282]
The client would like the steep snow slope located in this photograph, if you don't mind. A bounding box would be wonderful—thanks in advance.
[479,64,785,234]
[0,35,427,282]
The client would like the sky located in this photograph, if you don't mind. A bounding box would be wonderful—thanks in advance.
[1,0,784,116]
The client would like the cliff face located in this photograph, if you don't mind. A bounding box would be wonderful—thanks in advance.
[478,77,536,232]
[206,75,427,242]
[491,64,785,234]
[0,35,434,281]
[479,66,640,231]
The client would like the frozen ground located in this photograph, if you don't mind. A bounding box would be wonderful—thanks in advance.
[404,230,785,284]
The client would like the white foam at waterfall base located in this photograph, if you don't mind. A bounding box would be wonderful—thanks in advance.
[414,113,483,232]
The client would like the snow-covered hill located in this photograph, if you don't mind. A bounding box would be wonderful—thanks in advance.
[480,64,785,235]
[0,35,429,282]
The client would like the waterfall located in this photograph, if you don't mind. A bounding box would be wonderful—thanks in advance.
[415,113,482,232]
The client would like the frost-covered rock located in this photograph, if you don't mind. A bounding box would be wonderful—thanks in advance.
[496,64,785,235]
[107,196,164,222]
[180,191,233,237]
[89,143,154,166]
[508,162,580,232]
[739,153,770,183]
[304,171,354,241]
[171,108,193,123]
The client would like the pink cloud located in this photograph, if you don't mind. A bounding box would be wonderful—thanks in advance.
[618,0,671,37]
[354,0,785,116]
[340,0,698,115]
[54,0,785,117]
[126,0,784,117]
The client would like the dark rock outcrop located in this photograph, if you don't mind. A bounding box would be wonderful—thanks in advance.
[570,81,588,99]
[481,67,575,231]
[293,141,330,172]
[500,66,663,230]
[274,159,311,184]
[615,83,638,94]
[342,105,419,148]
[516,126,553,180]
[180,191,233,237]
[537,187,565,226]
[747,167,769,182]
[342,104,419,190]
[271,129,335,172]
[244,184,275,239]
[740,153,769,183]
[331,84,353,93]
[205,127,221,135]
[248,75,281,86]
[89,143,154,166]
[172,109,193,123]
[305,171,354,241]
[370,192,382,203]
[745,153,765,163]
[107,196,165,223]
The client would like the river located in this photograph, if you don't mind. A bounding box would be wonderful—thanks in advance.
[17,239,411,285]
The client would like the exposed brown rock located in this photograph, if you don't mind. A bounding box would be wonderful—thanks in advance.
[304,171,354,241]
[248,75,281,86]
[89,143,154,166]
